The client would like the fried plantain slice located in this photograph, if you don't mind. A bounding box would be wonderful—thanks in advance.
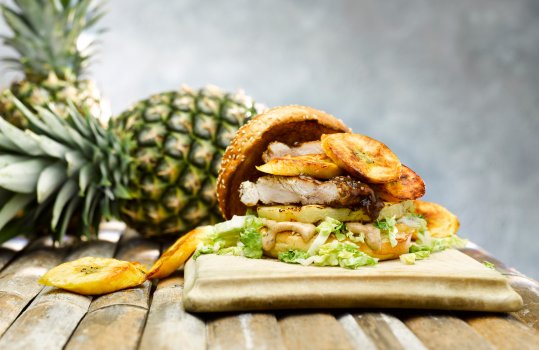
[147,226,212,280]
[38,257,147,295]
[256,154,342,179]
[321,133,401,183]
[414,200,460,238]
[373,165,426,202]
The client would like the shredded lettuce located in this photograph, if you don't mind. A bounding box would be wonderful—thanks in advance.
[378,200,415,220]
[317,241,377,268]
[412,233,467,253]
[483,261,495,269]
[400,249,431,264]
[239,216,264,258]
[194,215,264,259]
[374,217,398,247]
[409,232,467,258]
[400,253,416,264]
[278,250,311,264]
[413,250,431,259]
[206,215,247,249]
[280,241,377,269]
[307,217,344,255]
[217,246,243,256]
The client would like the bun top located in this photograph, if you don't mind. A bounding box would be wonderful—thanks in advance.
[217,105,350,219]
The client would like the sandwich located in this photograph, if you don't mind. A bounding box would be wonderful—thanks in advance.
[148,105,465,278]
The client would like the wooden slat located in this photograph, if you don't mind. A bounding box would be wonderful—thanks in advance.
[279,313,354,350]
[65,230,159,350]
[0,238,69,337]
[207,312,285,350]
[402,313,496,350]
[0,248,16,271]
[337,314,377,350]
[139,274,206,350]
[378,313,429,350]
[0,237,28,272]
[354,313,404,350]
[0,240,117,350]
[464,314,539,350]
[351,312,427,350]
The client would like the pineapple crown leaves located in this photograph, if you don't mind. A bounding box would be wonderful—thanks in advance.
[0,92,132,244]
[1,0,105,82]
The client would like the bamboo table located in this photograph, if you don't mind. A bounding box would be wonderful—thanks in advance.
[0,222,537,350]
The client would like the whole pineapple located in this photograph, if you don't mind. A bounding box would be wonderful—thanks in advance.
[0,86,262,243]
[0,0,106,128]
[111,85,261,237]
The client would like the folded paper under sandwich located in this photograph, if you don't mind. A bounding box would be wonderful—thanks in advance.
[183,249,523,313]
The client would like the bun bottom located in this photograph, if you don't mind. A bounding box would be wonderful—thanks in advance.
[264,231,412,261]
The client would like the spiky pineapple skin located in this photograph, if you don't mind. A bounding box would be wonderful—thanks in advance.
[112,85,262,238]
[0,73,104,128]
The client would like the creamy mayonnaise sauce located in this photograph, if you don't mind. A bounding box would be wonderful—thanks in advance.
[260,219,316,251]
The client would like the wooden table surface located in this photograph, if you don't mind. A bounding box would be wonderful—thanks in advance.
[0,222,537,350]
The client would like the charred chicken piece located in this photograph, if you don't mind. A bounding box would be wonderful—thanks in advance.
[240,175,383,219]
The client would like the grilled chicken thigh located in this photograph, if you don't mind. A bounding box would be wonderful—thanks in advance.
[240,175,382,217]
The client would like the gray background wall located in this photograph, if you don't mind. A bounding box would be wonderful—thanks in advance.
[1,0,538,278]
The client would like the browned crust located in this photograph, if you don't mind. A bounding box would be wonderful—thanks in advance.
[321,133,402,183]
[372,165,426,202]
[217,105,351,219]
[414,200,460,238]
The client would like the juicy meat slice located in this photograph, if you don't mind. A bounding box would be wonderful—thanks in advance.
[262,141,324,162]
[240,175,382,216]
[239,181,259,206]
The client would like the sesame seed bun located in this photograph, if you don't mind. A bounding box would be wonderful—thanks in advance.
[217,105,350,219]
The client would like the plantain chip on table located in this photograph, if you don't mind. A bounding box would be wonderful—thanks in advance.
[39,257,148,295]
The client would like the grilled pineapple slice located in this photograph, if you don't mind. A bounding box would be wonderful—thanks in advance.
[147,226,211,280]
[39,257,147,295]
[414,200,460,237]
[321,133,401,183]
[257,205,371,223]
[373,165,425,202]
[256,154,342,179]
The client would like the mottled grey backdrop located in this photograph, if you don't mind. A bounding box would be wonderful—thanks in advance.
[1,0,538,278]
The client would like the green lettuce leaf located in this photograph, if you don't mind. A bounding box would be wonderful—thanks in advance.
[400,249,431,265]
[307,217,344,255]
[195,215,264,259]
[409,232,467,259]
[483,261,495,269]
[412,233,467,253]
[413,250,431,259]
[205,215,247,249]
[278,249,310,263]
[279,242,378,269]
[374,217,398,247]
[239,216,264,258]
[315,241,378,269]
[378,200,415,220]
[400,253,416,265]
